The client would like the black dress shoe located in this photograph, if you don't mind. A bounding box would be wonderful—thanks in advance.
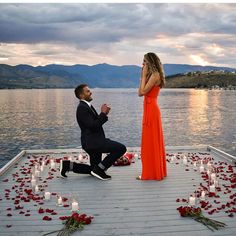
[59,160,70,178]
[91,166,111,181]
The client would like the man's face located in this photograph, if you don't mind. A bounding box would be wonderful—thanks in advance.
[81,86,93,102]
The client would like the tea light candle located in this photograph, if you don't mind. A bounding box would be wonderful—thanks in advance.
[214,179,219,187]
[171,156,175,163]
[35,185,39,193]
[40,165,44,172]
[207,162,211,167]
[35,170,40,177]
[209,185,215,193]
[50,160,56,169]
[210,173,216,181]
[57,196,63,206]
[207,169,211,176]
[72,201,79,211]
[189,196,196,206]
[44,191,51,200]
[200,190,206,200]
[199,165,204,173]
[31,178,36,187]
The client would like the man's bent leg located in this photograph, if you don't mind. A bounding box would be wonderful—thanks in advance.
[100,139,127,170]
[72,163,92,174]
[85,149,102,170]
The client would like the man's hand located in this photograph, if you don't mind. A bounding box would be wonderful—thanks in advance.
[101,104,111,115]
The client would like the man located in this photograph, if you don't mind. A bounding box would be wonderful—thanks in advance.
[60,84,126,180]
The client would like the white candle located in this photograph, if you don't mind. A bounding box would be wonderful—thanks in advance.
[78,154,83,163]
[189,196,196,206]
[214,179,219,187]
[31,178,36,187]
[200,191,206,200]
[35,170,40,177]
[57,196,63,206]
[182,156,187,165]
[44,191,51,200]
[210,173,216,181]
[50,160,56,169]
[199,165,204,173]
[35,185,39,193]
[72,201,79,211]
[171,156,175,163]
[40,165,44,172]
[209,185,215,193]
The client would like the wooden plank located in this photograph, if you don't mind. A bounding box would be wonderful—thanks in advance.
[0,147,235,236]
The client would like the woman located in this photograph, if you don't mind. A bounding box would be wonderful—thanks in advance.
[138,52,167,180]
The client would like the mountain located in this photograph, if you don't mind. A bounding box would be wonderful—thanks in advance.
[0,63,235,89]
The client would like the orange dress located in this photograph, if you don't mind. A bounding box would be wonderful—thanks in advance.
[141,86,167,180]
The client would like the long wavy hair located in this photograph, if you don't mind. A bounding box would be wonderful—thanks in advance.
[144,52,165,88]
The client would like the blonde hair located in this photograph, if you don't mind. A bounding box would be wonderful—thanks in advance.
[144,52,165,88]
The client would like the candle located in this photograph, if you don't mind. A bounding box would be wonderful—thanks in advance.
[35,185,39,194]
[31,178,36,187]
[182,156,187,165]
[210,173,216,181]
[199,165,204,173]
[209,185,215,193]
[189,196,196,206]
[40,165,44,172]
[57,196,63,206]
[214,179,220,187]
[171,156,175,163]
[78,154,83,163]
[72,201,79,211]
[35,170,40,177]
[50,160,56,169]
[200,191,206,200]
[207,169,211,176]
[44,191,51,200]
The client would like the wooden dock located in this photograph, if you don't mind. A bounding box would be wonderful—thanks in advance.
[0,146,235,236]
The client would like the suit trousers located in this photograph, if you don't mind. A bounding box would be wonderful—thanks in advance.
[85,138,126,170]
[72,139,126,173]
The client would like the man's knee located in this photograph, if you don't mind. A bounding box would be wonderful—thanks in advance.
[119,144,127,155]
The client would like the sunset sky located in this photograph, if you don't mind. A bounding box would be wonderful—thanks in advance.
[0,3,236,67]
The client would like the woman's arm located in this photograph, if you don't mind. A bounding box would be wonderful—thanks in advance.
[138,72,161,96]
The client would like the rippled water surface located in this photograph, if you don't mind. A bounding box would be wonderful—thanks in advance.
[0,88,235,168]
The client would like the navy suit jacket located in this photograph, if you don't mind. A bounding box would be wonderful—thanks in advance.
[76,101,108,150]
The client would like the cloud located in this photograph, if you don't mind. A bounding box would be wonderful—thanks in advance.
[0,3,235,67]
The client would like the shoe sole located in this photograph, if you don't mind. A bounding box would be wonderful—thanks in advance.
[91,171,111,181]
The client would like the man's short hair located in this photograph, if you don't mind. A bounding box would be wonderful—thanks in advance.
[74,84,88,99]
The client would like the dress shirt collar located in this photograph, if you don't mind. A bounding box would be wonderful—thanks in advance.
[80,99,92,107]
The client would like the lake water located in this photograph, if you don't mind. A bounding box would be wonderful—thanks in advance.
[0,88,235,168]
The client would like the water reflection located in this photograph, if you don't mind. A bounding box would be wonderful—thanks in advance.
[0,88,235,167]
[188,90,210,134]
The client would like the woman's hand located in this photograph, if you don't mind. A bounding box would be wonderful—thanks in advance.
[141,63,148,79]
